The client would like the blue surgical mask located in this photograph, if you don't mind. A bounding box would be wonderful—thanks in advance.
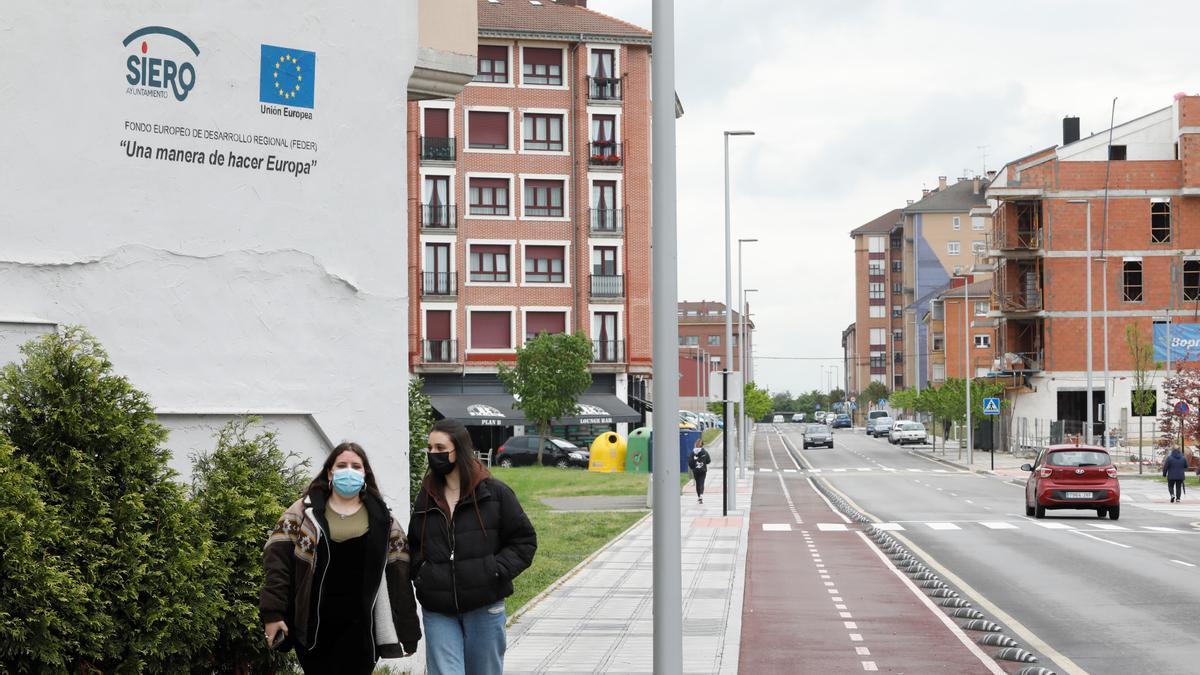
[331,468,365,497]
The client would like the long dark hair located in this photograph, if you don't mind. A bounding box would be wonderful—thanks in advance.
[303,441,384,500]
[421,418,488,497]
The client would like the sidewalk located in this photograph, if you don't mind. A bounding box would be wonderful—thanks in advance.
[502,435,753,674]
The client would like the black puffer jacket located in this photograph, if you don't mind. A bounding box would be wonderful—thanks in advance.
[408,476,537,615]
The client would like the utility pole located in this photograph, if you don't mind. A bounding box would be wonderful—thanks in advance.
[1069,199,1095,443]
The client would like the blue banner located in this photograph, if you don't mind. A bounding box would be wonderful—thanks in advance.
[1153,323,1200,362]
[259,44,316,109]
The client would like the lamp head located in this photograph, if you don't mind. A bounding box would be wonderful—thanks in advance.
[724,130,756,136]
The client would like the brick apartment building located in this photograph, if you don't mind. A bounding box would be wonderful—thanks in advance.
[842,323,857,395]
[923,278,996,384]
[987,96,1200,439]
[849,208,905,391]
[677,300,755,412]
[407,0,652,449]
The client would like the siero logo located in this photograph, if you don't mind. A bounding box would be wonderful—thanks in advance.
[123,26,199,102]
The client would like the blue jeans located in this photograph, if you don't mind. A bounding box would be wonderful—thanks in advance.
[423,602,507,675]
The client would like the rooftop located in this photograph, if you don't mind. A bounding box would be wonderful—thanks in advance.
[902,177,988,214]
[850,208,903,237]
[478,0,652,44]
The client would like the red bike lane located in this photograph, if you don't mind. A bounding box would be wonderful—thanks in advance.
[739,436,1003,674]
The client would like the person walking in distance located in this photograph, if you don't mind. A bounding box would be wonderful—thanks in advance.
[1163,447,1189,503]
[409,419,537,675]
[689,438,712,504]
[261,442,421,674]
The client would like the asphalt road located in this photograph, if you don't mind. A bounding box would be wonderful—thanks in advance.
[775,423,1200,675]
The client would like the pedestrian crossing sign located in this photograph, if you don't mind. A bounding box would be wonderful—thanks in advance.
[983,397,1001,415]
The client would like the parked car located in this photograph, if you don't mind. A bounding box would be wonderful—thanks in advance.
[803,424,834,449]
[791,413,806,423]
[830,413,852,429]
[1022,445,1121,519]
[680,410,704,429]
[889,421,927,445]
[867,416,894,438]
[772,414,785,423]
[495,435,589,468]
[814,411,827,423]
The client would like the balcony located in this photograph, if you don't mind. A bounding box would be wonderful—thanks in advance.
[592,339,625,363]
[587,76,622,102]
[419,136,455,162]
[422,339,457,364]
[590,208,624,235]
[421,271,457,297]
[996,291,1042,314]
[421,204,456,230]
[591,274,624,298]
[588,142,622,168]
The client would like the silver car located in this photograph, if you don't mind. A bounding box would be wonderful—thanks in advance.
[803,424,834,449]
[868,416,894,438]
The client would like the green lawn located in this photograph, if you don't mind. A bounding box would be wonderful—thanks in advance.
[491,466,688,616]
[702,427,722,445]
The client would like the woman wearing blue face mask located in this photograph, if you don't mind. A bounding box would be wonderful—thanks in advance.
[261,442,421,674]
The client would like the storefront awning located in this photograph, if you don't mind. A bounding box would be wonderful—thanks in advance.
[429,394,526,427]
[555,395,642,425]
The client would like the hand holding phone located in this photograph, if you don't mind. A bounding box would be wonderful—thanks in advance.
[265,621,289,650]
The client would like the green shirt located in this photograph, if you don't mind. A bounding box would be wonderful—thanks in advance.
[327,504,369,542]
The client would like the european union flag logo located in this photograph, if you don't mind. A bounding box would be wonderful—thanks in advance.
[260,44,316,109]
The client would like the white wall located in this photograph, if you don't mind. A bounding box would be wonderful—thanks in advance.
[0,2,418,516]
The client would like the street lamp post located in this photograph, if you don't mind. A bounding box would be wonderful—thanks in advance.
[723,129,754,516]
[741,285,758,477]
[1069,199,1095,443]
[956,272,972,465]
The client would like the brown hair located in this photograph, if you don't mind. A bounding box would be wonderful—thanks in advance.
[421,418,488,497]
[303,441,384,500]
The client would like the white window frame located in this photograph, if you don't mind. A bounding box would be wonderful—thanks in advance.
[518,42,568,90]
[465,238,516,287]
[518,173,571,222]
[971,216,986,230]
[588,304,625,343]
[869,305,885,318]
[869,328,886,345]
[867,236,885,253]
[974,334,991,349]
[465,306,517,354]
[519,107,570,156]
[520,306,571,343]
[947,241,961,256]
[469,41,514,89]
[585,43,622,83]
[464,106,514,155]
[588,237,624,273]
[974,301,989,316]
[420,302,458,344]
[419,233,457,272]
[952,216,961,230]
[587,173,623,209]
[464,172,516,221]
[519,240,571,287]
[587,107,623,144]
[932,363,946,381]
[417,100,456,139]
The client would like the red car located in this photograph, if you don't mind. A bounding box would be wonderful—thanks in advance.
[1022,444,1121,520]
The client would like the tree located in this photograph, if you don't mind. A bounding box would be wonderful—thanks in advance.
[889,387,919,416]
[0,328,223,672]
[829,388,847,407]
[1155,362,1200,459]
[915,386,944,451]
[861,381,890,409]
[743,382,774,421]
[190,418,309,674]
[409,376,434,499]
[498,332,594,465]
[1126,324,1156,473]
[770,390,794,413]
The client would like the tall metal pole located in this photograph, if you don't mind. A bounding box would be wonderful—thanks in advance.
[964,275,973,465]
[1085,202,1094,444]
[737,240,756,480]
[1100,97,1117,451]
[650,2,682,669]
[723,130,753,515]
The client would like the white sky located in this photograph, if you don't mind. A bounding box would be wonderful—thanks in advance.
[589,0,1200,396]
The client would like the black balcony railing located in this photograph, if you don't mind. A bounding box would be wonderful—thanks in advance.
[421,271,457,296]
[591,274,624,298]
[422,339,457,363]
[421,204,456,229]
[587,76,622,101]
[592,339,625,363]
[420,136,455,161]
[590,208,623,234]
[588,142,622,167]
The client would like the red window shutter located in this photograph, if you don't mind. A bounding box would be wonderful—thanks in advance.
[472,244,509,256]
[526,245,564,261]
[426,310,452,340]
[471,311,511,349]
[424,108,449,137]
[523,47,561,67]
[472,178,508,191]
[469,111,508,146]
[526,311,566,337]
[479,45,507,61]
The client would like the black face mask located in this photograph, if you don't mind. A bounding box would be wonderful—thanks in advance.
[429,452,456,477]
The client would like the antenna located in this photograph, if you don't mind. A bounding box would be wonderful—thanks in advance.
[976,145,989,175]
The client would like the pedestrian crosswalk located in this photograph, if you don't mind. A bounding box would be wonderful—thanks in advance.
[811,520,1199,534]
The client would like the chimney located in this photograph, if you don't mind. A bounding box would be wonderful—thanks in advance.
[1063,116,1081,145]
[937,176,947,190]
[985,170,997,180]
[906,199,914,205]
[973,176,980,194]
[922,189,931,197]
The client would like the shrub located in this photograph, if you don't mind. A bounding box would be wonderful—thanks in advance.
[409,377,432,501]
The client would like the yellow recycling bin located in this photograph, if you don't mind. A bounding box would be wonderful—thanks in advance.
[588,431,627,473]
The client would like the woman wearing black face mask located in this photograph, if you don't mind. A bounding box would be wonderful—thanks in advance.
[408,418,537,675]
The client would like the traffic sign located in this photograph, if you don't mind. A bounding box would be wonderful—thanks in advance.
[1175,401,1190,415]
[982,397,1001,416]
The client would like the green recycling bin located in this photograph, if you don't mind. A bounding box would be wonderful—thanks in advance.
[625,427,652,473]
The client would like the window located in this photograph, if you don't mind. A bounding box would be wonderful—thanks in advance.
[1185,260,1200,302]
[972,241,987,256]
[422,175,452,227]
[869,328,886,346]
[931,301,943,321]
[892,282,902,295]
[524,245,565,283]
[974,334,991,349]
[678,335,699,346]
[892,260,902,273]
[475,45,508,83]
[523,180,564,217]
[972,216,986,230]
[932,363,946,381]
[975,301,989,316]
[423,243,452,294]
[1151,201,1171,243]
[523,113,563,151]
[869,306,885,318]
[932,333,945,352]
[592,246,618,276]
[470,310,512,350]
[591,114,616,144]
[868,260,884,276]
[469,177,509,216]
[870,352,885,369]
[947,241,961,256]
[894,374,904,388]
[707,335,720,346]
[890,233,902,249]
[892,305,902,318]
[868,236,885,253]
[869,282,884,300]
[1122,259,1143,302]
[467,111,509,149]
[893,329,903,342]
[953,216,961,230]
[1109,145,1127,161]
[522,47,562,86]
[525,311,566,342]
[469,244,510,282]
[952,265,962,275]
